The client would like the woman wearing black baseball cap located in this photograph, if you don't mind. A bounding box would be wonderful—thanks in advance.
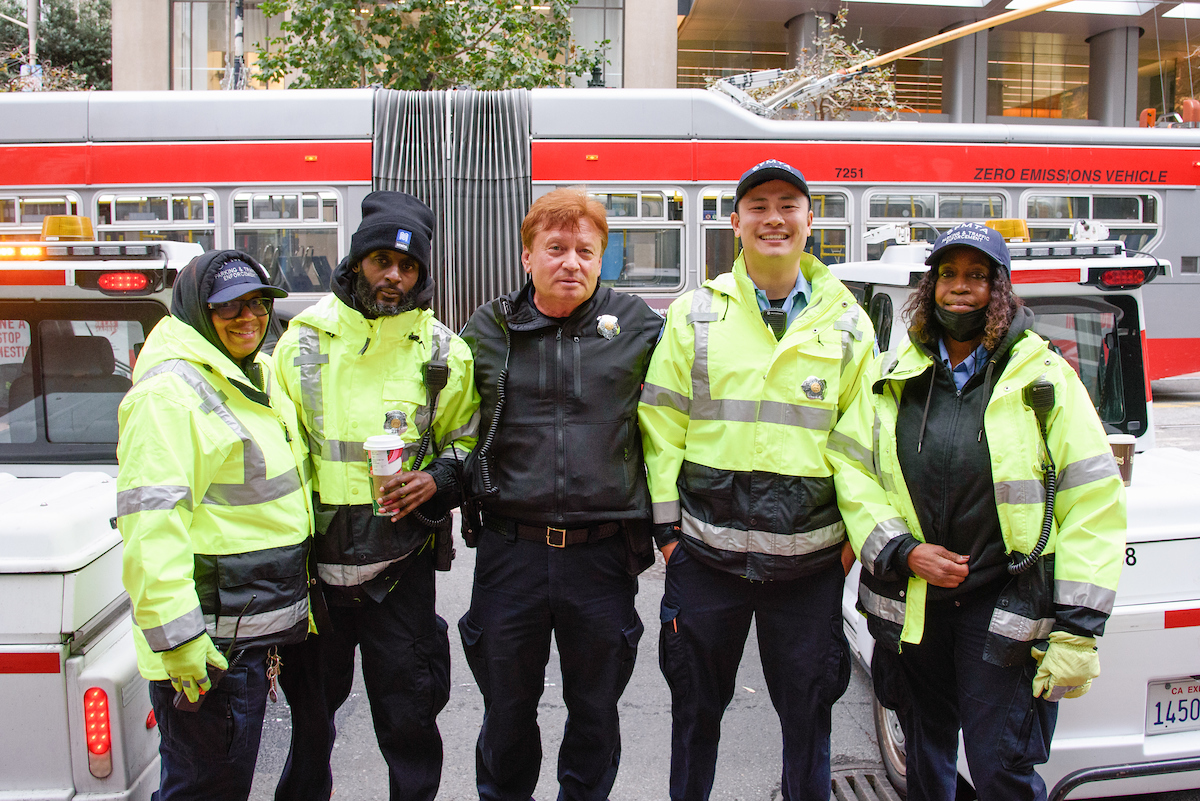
[829,223,1126,800]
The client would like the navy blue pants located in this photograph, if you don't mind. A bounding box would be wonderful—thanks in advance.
[149,648,268,801]
[274,555,450,801]
[459,526,643,801]
[659,546,850,801]
[894,588,1058,801]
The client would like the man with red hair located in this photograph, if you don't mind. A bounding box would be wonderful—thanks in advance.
[458,187,664,801]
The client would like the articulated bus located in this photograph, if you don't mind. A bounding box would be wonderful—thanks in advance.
[2,87,1199,378]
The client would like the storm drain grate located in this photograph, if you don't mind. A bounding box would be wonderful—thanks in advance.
[830,765,903,801]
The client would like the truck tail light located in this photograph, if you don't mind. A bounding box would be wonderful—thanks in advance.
[98,272,149,292]
[84,687,113,778]
[1100,268,1148,288]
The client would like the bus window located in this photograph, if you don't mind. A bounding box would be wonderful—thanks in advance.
[1027,195,1090,219]
[1094,196,1140,221]
[939,193,1005,219]
[705,229,737,281]
[232,190,341,294]
[0,195,81,241]
[807,228,849,265]
[592,189,685,291]
[870,194,936,219]
[96,192,217,250]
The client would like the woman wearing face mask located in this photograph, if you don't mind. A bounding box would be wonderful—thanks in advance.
[116,251,314,800]
[827,223,1126,801]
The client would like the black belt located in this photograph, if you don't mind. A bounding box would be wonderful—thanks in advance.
[483,514,622,548]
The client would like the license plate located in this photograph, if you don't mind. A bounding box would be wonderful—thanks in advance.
[1146,678,1200,735]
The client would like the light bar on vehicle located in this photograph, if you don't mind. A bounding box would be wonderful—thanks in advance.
[84,687,113,778]
[0,242,163,260]
[1009,242,1125,259]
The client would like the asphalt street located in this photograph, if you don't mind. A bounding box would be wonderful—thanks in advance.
[247,375,1200,801]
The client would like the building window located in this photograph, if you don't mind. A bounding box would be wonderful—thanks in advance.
[571,0,623,88]
[988,31,1089,120]
[232,190,341,293]
[591,189,683,289]
[171,0,278,90]
[95,192,217,249]
[0,195,81,241]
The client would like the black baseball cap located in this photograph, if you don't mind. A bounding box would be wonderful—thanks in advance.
[734,159,812,210]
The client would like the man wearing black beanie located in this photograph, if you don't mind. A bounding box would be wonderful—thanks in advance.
[272,191,480,801]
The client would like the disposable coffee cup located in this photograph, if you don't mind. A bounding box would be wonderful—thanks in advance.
[1108,433,1136,487]
[364,434,406,516]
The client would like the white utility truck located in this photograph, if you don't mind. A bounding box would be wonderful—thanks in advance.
[839,228,1200,798]
[0,223,201,800]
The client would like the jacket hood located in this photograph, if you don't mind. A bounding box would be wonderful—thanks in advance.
[171,250,278,382]
[330,251,436,319]
[497,279,608,333]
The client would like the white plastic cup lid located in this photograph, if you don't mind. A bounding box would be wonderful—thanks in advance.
[364,434,406,451]
[1107,434,1137,444]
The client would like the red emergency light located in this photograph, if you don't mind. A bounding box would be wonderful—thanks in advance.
[98,272,150,292]
[84,687,113,778]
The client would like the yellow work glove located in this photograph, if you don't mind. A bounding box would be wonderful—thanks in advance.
[1031,631,1099,701]
[160,634,228,703]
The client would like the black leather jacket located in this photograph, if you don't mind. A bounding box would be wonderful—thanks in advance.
[462,282,662,526]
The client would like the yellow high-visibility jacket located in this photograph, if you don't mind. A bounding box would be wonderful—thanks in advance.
[639,253,875,581]
[117,316,314,681]
[273,294,478,587]
[828,330,1126,652]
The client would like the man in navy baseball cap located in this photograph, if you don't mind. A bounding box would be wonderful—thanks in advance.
[734,158,812,211]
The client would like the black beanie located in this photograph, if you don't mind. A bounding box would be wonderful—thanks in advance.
[349,191,434,274]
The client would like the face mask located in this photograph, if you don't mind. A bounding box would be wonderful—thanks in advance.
[934,304,987,342]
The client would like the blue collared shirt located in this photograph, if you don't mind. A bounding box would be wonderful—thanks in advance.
[938,339,989,391]
[753,268,811,331]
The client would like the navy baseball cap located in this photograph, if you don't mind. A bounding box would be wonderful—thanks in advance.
[734,159,811,210]
[207,258,288,303]
[925,222,1011,277]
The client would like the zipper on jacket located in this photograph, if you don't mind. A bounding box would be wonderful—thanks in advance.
[539,335,547,398]
[572,336,582,398]
[556,327,565,517]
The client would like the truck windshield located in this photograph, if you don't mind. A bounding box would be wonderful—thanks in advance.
[0,301,167,465]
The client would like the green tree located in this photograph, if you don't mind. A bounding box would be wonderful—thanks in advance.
[0,0,111,90]
[255,0,603,90]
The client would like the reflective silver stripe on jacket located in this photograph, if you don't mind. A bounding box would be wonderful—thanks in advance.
[1058,452,1120,491]
[320,438,366,463]
[653,500,681,524]
[137,360,303,507]
[682,510,845,557]
[204,596,309,641]
[318,555,408,587]
[139,605,206,652]
[640,382,691,415]
[873,409,895,493]
[835,305,863,374]
[859,582,906,626]
[995,479,1046,506]
[860,517,909,577]
[295,326,328,445]
[827,429,873,473]
[987,608,1054,642]
[684,288,833,430]
[116,485,193,517]
[1055,579,1117,615]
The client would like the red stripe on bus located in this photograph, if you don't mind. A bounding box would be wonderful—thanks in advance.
[1146,337,1200,381]
[1165,609,1200,629]
[0,653,60,674]
[532,141,1200,186]
[1010,268,1080,284]
[1,141,373,186]
[0,269,66,286]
